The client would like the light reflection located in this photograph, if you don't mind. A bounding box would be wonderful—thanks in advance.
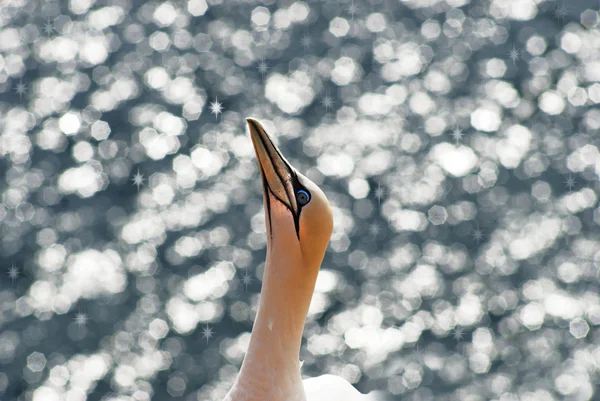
[0,0,598,399]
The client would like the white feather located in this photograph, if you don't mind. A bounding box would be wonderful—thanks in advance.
[303,375,388,401]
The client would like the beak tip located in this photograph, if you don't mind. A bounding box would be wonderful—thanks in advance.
[246,117,260,135]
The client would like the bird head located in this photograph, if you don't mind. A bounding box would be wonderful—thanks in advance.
[247,118,333,272]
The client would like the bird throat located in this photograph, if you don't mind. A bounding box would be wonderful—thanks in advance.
[230,242,317,400]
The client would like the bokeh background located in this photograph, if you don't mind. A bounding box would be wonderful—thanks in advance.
[1,0,600,400]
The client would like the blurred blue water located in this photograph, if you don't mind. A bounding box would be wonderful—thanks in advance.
[1,0,600,400]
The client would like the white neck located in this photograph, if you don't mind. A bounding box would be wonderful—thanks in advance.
[224,240,319,401]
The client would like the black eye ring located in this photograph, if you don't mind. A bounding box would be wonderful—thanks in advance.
[297,189,310,206]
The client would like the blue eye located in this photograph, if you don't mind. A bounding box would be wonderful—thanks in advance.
[297,189,310,206]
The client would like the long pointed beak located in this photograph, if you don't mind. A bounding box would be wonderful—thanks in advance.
[247,118,298,218]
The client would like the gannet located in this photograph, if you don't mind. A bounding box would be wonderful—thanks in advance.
[222,118,387,401]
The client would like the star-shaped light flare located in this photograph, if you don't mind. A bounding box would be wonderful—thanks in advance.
[7,262,20,282]
[14,79,26,100]
[508,46,520,65]
[257,59,269,80]
[374,181,386,205]
[320,92,334,112]
[74,311,89,328]
[210,97,224,120]
[202,324,215,344]
[453,326,464,342]
[451,126,464,143]
[241,271,253,291]
[132,169,145,191]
